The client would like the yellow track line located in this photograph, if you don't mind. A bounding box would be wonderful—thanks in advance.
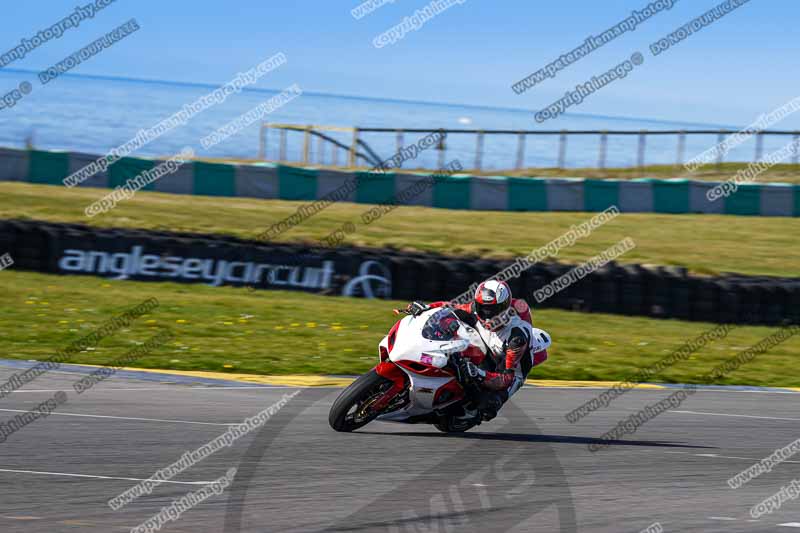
[65,364,800,392]
[71,364,355,387]
[68,364,674,389]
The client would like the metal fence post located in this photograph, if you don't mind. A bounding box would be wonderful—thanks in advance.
[303,125,311,164]
[716,130,725,168]
[755,132,764,162]
[515,132,525,170]
[794,132,800,165]
[349,128,359,167]
[259,124,267,160]
[637,130,646,171]
[598,131,608,169]
[475,131,484,171]
[676,130,686,167]
[396,130,404,168]
[557,130,567,168]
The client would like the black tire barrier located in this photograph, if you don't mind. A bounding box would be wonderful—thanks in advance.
[716,280,740,324]
[420,259,449,302]
[387,257,418,301]
[440,261,472,301]
[669,273,692,322]
[0,218,797,326]
[619,264,644,317]
[592,266,619,315]
[690,278,716,324]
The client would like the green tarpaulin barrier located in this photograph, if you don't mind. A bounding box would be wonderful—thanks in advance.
[653,179,689,214]
[433,174,470,209]
[795,185,800,217]
[194,161,236,197]
[108,157,157,190]
[355,171,395,204]
[28,150,69,185]
[584,179,620,212]
[725,183,761,216]
[278,165,317,201]
[507,177,547,211]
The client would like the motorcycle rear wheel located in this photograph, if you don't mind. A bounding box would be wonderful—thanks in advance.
[434,415,479,433]
[329,369,394,432]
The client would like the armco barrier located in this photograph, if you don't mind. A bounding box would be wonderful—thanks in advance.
[0,219,798,326]
[1,147,799,216]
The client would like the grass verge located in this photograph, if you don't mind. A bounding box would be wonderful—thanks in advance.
[485,163,800,184]
[1,270,798,387]
[1,182,798,277]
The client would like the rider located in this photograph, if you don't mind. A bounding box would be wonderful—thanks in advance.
[403,280,548,421]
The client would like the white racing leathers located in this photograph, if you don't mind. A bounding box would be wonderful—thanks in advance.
[470,314,551,397]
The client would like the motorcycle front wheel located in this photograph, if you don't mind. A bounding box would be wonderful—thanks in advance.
[329,369,396,432]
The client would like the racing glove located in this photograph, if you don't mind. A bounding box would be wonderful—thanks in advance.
[463,360,486,383]
[406,301,429,317]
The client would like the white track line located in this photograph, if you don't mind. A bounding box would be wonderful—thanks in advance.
[523,385,800,395]
[0,468,214,484]
[668,410,800,422]
[694,453,800,464]
[0,408,237,426]
[663,451,800,464]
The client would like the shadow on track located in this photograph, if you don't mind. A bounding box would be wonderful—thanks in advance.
[357,429,715,449]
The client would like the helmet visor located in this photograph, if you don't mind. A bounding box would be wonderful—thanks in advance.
[475,301,508,321]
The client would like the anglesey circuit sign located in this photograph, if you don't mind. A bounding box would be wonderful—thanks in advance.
[341,260,392,299]
[58,246,335,290]
[55,243,392,299]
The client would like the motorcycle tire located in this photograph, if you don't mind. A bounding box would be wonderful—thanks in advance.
[329,369,393,432]
[434,415,479,433]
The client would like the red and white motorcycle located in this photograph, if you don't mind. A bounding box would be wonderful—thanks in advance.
[329,306,551,433]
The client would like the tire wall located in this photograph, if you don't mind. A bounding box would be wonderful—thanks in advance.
[0,219,796,326]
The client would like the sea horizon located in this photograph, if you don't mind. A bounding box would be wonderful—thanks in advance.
[0,69,787,170]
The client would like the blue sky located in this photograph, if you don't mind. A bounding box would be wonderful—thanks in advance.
[1,0,798,127]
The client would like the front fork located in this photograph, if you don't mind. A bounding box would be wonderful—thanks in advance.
[371,362,408,413]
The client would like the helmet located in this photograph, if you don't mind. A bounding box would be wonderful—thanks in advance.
[473,280,511,327]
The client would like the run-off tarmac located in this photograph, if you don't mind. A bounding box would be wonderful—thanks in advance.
[0,364,799,532]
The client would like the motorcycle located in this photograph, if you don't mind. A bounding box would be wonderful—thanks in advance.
[328,306,552,433]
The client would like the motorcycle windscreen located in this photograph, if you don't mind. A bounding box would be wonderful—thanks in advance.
[420,308,461,341]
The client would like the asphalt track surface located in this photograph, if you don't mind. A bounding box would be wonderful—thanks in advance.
[2,363,800,532]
